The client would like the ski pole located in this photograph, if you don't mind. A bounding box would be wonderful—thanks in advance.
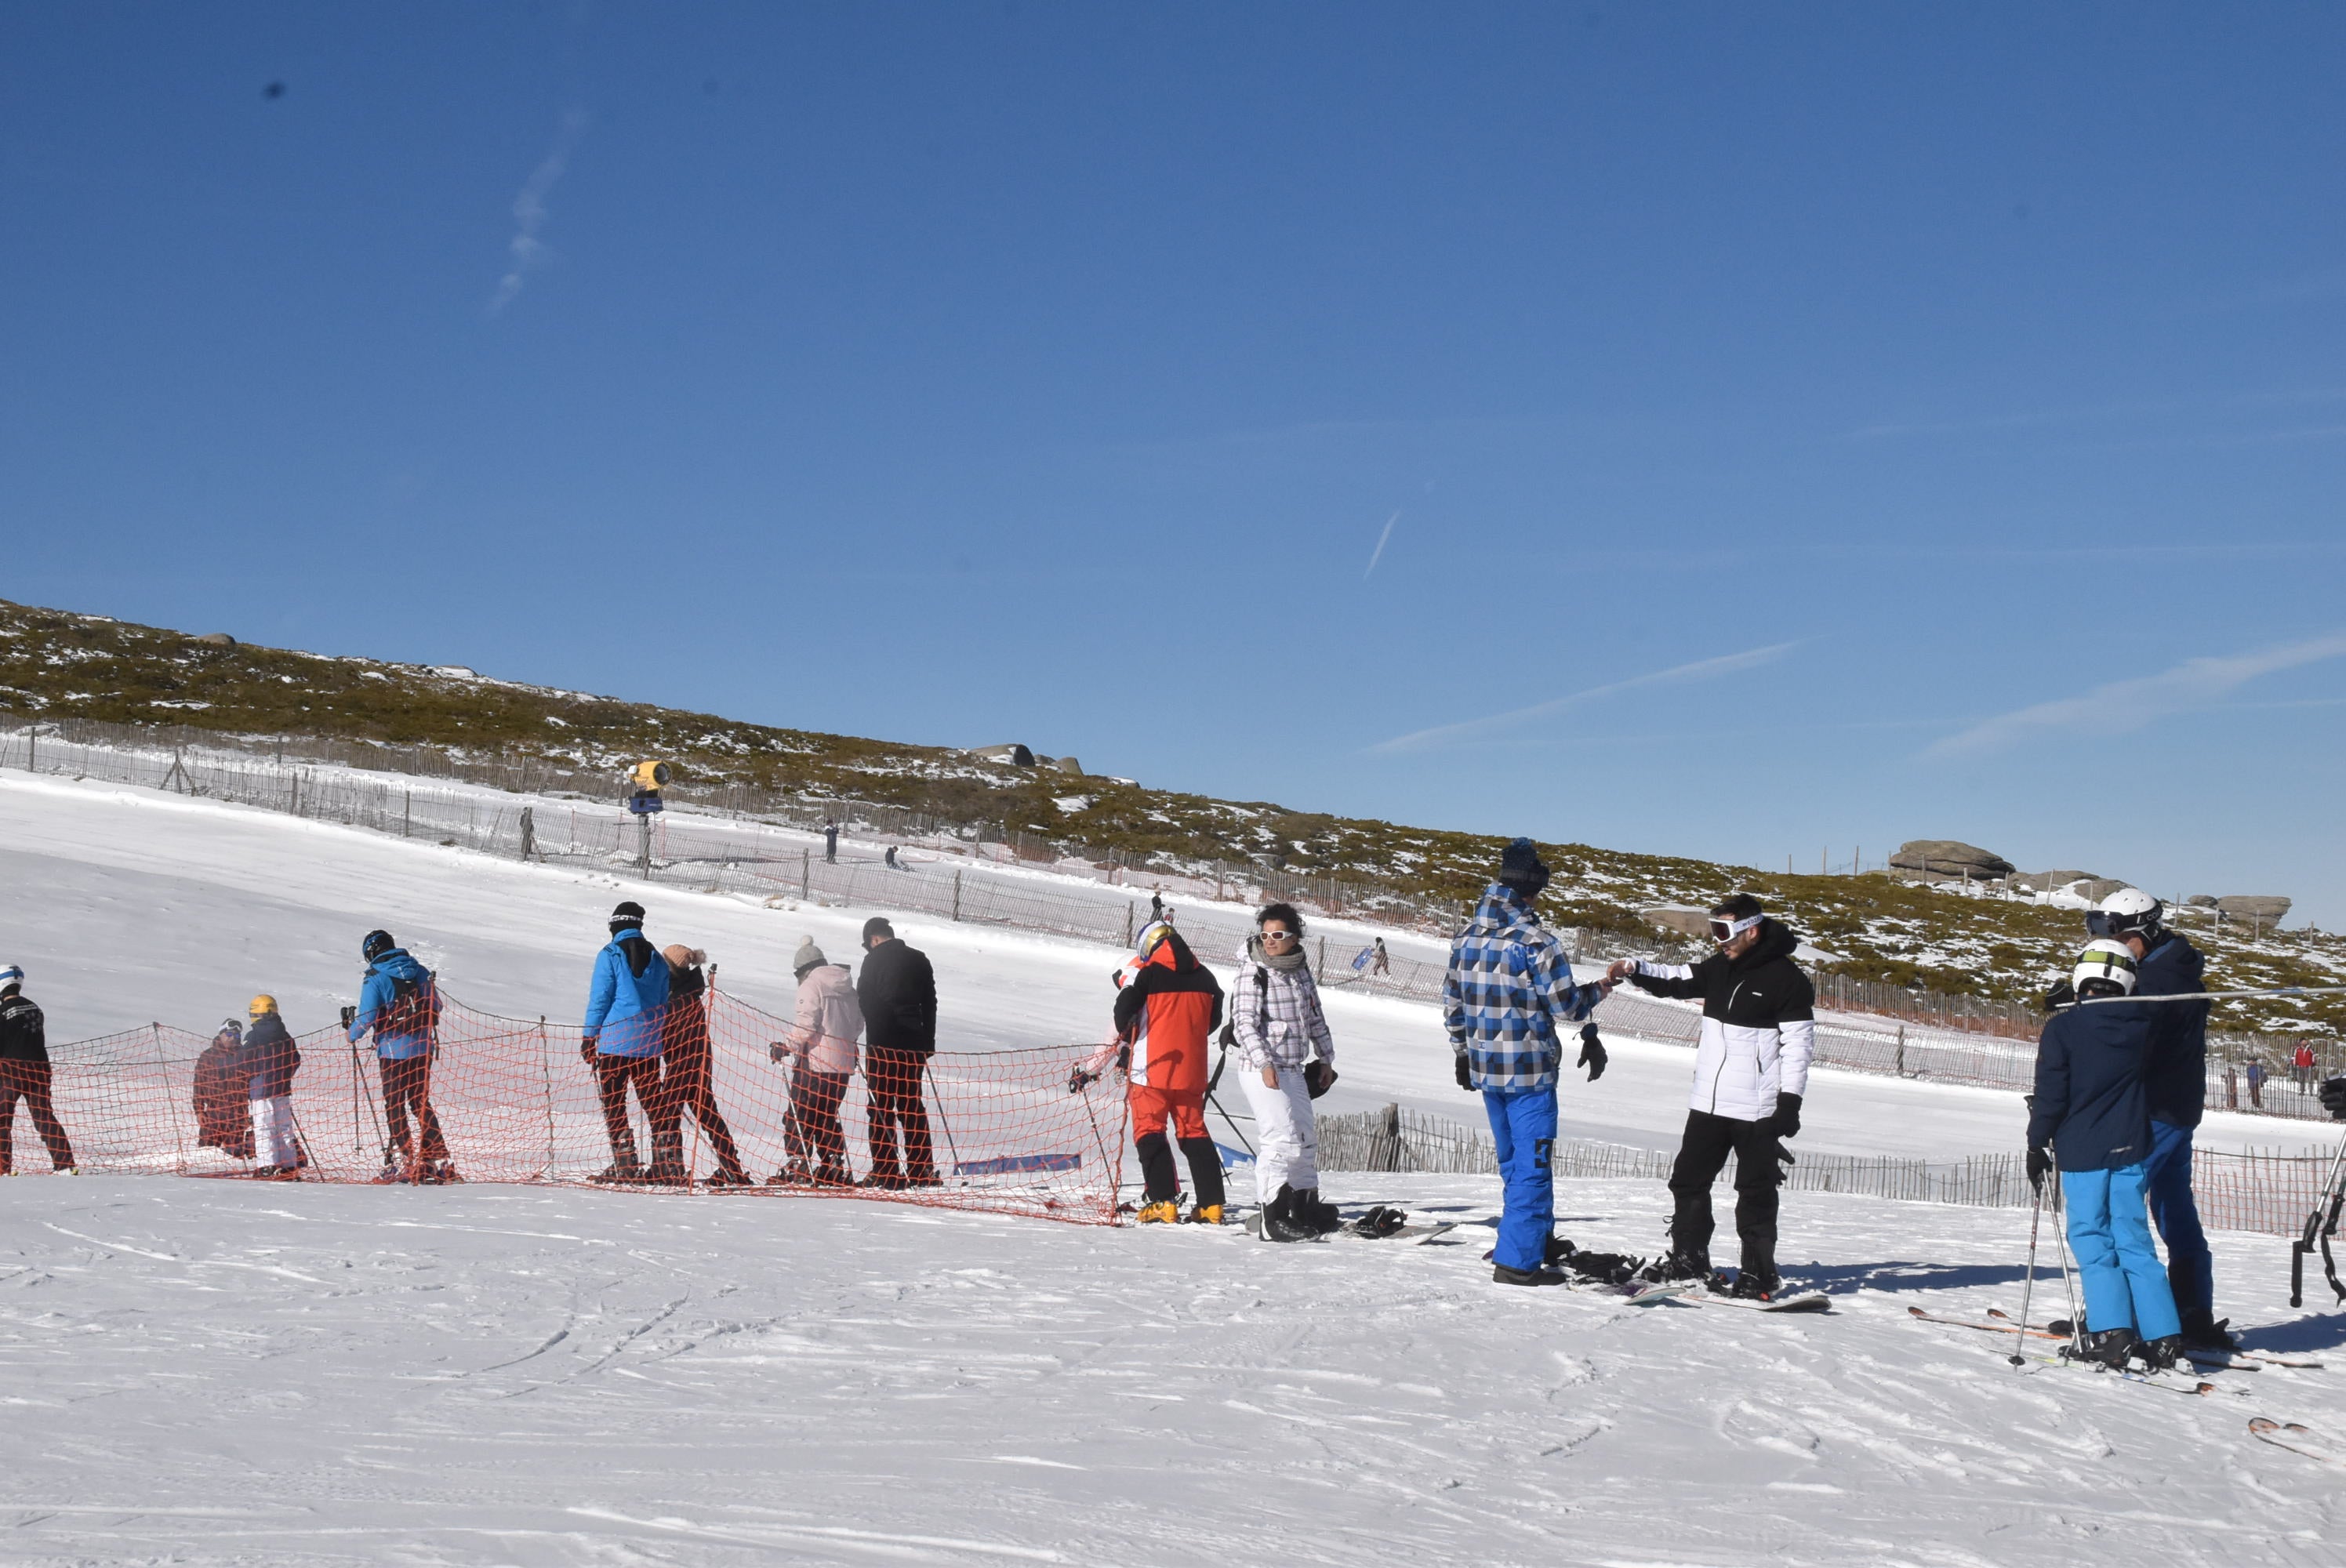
[2011,1174,2046,1367]
[1207,1087,1255,1160]
[925,1062,964,1182]
[2050,1181,2083,1356]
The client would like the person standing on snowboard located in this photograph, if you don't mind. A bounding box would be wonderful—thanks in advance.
[1078,916,1226,1224]
[1608,892,1814,1298]
[581,902,681,1183]
[1231,902,1338,1240]
[1446,840,1613,1285]
[2026,939,2184,1370]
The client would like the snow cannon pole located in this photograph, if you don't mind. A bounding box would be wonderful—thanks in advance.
[2012,1177,2046,1367]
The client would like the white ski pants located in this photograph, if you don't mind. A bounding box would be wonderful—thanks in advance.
[250,1095,299,1170]
[1238,1064,1318,1204]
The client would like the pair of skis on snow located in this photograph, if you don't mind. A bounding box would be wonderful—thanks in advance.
[1906,1304,2323,1370]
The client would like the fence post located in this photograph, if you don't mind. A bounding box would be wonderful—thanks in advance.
[1124,902,1134,947]
[801,847,811,898]
[952,870,962,922]
[1894,1024,1906,1078]
[1316,936,1327,974]
[24,725,33,774]
[403,791,411,837]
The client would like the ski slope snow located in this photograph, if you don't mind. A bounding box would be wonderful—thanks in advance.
[2,769,2344,1566]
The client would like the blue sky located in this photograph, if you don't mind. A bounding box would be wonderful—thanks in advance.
[4,4,2342,924]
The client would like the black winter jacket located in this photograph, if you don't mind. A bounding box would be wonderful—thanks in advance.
[2027,1004,2155,1172]
[858,940,939,1055]
[242,1014,303,1100]
[0,992,46,1064]
[2136,933,2208,1130]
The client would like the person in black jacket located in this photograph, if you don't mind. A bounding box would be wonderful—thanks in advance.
[1608,895,1816,1298]
[0,964,74,1174]
[855,918,939,1188]
[2090,889,2228,1352]
[243,995,304,1178]
[2026,939,2183,1370]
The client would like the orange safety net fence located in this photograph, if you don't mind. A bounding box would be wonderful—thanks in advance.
[31,993,1125,1224]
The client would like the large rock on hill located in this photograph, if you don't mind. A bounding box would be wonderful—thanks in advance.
[2217,895,2291,923]
[2012,869,2096,893]
[1891,840,2014,880]
[1640,906,1712,940]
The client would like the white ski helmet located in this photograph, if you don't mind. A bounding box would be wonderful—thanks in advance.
[2071,939,2141,996]
[2088,886,2163,941]
[0,964,21,990]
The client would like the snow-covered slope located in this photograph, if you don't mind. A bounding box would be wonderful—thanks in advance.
[3,771,2345,1564]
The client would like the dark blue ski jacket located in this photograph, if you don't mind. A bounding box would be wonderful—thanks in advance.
[2136,932,2209,1131]
[2027,1003,2155,1173]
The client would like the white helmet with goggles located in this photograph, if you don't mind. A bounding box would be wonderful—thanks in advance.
[2071,938,2141,997]
[2086,887,2163,941]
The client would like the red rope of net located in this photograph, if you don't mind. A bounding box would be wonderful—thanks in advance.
[34,993,1124,1224]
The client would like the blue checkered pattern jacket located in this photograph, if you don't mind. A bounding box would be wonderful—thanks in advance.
[1445,884,1603,1093]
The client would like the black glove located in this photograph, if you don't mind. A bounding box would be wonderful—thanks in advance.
[769,1041,790,1064]
[1767,1091,1803,1139]
[579,1039,598,1063]
[2026,1145,2054,1192]
[1068,1067,1099,1094]
[1576,1022,1607,1082]
[339,1005,357,1031]
[1454,1054,1473,1092]
[2041,978,2075,1013]
[2322,1075,2346,1121]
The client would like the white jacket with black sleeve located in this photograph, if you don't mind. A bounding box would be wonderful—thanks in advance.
[1229,942,1334,1073]
[1622,920,1815,1122]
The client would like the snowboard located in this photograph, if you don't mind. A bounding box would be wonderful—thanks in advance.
[1679,1287,1832,1313]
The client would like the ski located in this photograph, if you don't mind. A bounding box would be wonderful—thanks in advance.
[1908,1305,2065,1340]
[2250,1417,2346,1466]
[1988,1308,2320,1370]
[2009,1349,2221,1396]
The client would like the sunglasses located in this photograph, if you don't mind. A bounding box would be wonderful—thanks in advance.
[1260,928,1298,942]
[1709,914,1761,944]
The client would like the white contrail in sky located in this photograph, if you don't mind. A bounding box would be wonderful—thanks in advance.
[1926,630,2346,757]
[489,109,590,316]
[1371,640,1804,754]
[1364,511,1400,579]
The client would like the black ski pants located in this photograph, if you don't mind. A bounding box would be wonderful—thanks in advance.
[1666,1109,1783,1272]
[379,1055,448,1165]
[787,1067,852,1178]
[660,1047,746,1180]
[595,1054,678,1160]
[864,1047,936,1182]
[0,1060,75,1172]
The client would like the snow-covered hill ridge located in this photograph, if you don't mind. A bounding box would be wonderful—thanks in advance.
[8,596,2342,1033]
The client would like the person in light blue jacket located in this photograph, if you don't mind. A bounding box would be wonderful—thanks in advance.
[582,901,681,1182]
[344,929,452,1182]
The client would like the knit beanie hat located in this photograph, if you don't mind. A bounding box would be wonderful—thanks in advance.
[609,901,647,934]
[793,936,826,975]
[1496,837,1550,902]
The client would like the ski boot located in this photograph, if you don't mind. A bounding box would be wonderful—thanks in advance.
[1638,1249,1712,1285]
[1491,1261,1566,1287]
[1135,1200,1182,1225]
[644,1132,689,1186]
[1185,1203,1227,1225]
[1291,1186,1342,1236]
[430,1161,463,1184]
[768,1160,812,1186]
[2068,1327,2141,1370]
[1728,1267,1783,1301]
[813,1161,852,1187]
[1348,1206,1408,1239]
[2179,1314,2242,1355]
[2134,1334,2187,1372]
[1257,1187,1315,1242]
[594,1153,643,1185]
[703,1168,755,1189]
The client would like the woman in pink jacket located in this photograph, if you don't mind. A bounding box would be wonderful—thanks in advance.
[770,937,863,1185]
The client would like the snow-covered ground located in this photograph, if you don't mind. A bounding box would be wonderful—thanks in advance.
[4,770,2345,1566]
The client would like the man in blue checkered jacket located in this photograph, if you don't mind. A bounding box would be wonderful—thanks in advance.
[1446,838,1614,1285]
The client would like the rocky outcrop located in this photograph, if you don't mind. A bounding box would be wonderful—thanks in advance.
[2217,895,2291,924]
[2012,869,2097,894]
[1640,906,1712,939]
[1892,840,2015,880]
[2071,878,2134,902]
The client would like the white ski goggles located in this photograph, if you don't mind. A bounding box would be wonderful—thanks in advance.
[1708,913,1762,944]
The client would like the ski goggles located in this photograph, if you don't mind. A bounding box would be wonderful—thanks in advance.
[1708,913,1763,944]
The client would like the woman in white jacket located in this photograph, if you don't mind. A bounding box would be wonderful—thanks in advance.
[770,937,863,1186]
[1232,903,1340,1240]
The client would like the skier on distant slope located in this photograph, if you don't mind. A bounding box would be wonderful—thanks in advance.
[2026,939,2184,1371]
[347,930,453,1182]
[1609,892,1813,1298]
[1080,915,1227,1224]
[1231,902,1338,1240]
[0,964,76,1175]
[582,902,679,1184]
[2089,888,2232,1353]
[1447,840,1613,1285]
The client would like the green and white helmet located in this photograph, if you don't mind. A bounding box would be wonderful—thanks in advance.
[2071,938,2141,996]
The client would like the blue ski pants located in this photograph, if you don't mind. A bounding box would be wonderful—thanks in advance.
[2061,1162,2181,1341]
[2141,1119,2213,1327]
[1483,1086,1557,1273]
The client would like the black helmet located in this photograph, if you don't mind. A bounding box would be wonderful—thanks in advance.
[361,930,395,963]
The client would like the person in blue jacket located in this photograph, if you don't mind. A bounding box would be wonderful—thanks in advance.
[345,929,453,1182]
[2026,939,2183,1371]
[582,901,681,1183]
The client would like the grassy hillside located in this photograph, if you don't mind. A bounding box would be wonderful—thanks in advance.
[4,597,2339,1035]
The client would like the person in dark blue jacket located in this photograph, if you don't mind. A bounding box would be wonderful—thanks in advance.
[243,995,303,1178]
[2094,889,2231,1352]
[2026,939,2182,1370]
[581,902,681,1182]
[345,930,452,1181]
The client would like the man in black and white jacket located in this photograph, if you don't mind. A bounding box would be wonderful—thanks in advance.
[1607,894,1815,1298]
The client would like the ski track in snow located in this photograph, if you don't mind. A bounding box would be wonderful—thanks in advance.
[2,771,2344,1563]
[1,1175,2341,1566]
